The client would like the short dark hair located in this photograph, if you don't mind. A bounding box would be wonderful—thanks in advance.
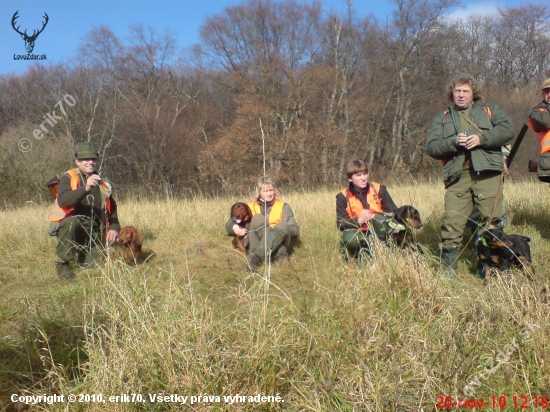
[346,159,368,179]
[446,76,483,103]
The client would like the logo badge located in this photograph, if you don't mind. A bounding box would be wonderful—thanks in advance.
[11,10,49,53]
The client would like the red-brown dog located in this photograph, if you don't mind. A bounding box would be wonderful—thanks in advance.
[118,226,143,265]
[230,202,252,253]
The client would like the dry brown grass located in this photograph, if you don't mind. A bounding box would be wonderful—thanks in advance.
[1,181,549,410]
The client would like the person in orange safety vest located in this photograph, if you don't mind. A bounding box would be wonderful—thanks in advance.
[528,78,550,180]
[49,142,120,279]
[226,175,300,272]
[336,159,397,260]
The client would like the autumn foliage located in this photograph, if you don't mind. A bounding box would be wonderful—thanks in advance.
[1,0,549,204]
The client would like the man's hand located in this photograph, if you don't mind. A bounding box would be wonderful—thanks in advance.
[358,209,376,225]
[233,224,247,237]
[456,133,481,150]
[106,229,118,244]
[85,174,102,192]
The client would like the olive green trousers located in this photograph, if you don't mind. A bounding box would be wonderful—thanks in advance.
[55,216,104,264]
[248,215,291,260]
[340,213,389,258]
[441,168,503,250]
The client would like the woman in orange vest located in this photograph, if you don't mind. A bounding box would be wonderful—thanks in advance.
[49,142,120,279]
[336,159,397,260]
[226,175,300,272]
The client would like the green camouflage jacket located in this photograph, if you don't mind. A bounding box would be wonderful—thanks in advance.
[425,101,514,187]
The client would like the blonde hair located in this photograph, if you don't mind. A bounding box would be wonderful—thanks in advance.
[254,175,280,202]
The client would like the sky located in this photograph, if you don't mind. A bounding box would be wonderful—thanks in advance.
[0,0,547,75]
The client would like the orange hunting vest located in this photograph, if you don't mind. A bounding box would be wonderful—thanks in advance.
[49,169,112,222]
[340,182,383,219]
[528,114,550,154]
[248,199,284,228]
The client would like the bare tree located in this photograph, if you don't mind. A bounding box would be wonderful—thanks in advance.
[376,0,458,172]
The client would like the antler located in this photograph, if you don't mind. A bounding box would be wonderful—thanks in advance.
[29,13,49,40]
[11,11,26,37]
[11,11,49,40]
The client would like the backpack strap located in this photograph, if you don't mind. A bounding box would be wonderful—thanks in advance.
[457,110,484,134]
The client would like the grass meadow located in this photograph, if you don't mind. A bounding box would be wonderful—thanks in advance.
[1,180,550,411]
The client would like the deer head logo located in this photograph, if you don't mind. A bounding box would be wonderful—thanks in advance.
[11,11,49,54]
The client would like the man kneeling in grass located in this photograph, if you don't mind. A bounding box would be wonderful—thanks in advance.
[336,159,397,261]
[49,143,120,279]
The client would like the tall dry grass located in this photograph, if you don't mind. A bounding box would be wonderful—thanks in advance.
[1,181,549,410]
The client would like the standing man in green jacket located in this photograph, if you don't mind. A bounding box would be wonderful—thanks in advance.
[426,76,514,276]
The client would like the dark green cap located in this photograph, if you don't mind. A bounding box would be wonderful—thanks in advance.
[75,142,99,159]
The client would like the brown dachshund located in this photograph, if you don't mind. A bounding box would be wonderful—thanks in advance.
[230,202,253,253]
[118,226,143,265]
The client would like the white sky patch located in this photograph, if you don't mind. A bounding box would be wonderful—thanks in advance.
[445,2,500,21]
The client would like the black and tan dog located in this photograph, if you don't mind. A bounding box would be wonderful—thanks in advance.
[230,202,253,253]
[477,227,535,282]
[375,205,423,253]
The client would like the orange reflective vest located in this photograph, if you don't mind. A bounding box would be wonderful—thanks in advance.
[49,169,112,222]
[340,182,383,220]
[528,114,550,154]
[248,199,284,228]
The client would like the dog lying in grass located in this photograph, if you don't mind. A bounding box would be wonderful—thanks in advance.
[477,227,535,282]
[117,226,143,265]
[230,202,252,253]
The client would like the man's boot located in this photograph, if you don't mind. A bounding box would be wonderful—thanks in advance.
[245,253,261,273]
[82,247,104,268]
[56,261,75,279]
[277,249,290,264]
[498,213,508,229]
[442,247,460,278]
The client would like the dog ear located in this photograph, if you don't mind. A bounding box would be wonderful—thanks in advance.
[135,229,143,244]
[123,229,134,243]
[394,206,407,221]
[482,230,494,242]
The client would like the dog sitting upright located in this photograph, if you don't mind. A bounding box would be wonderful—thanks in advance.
[118,226,143,265]
[372,205,423,253]
[477,227,535,281]
[230,202,253,253]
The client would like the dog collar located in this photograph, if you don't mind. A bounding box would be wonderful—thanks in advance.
[387,220,406,234]
[480,236,489,247]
